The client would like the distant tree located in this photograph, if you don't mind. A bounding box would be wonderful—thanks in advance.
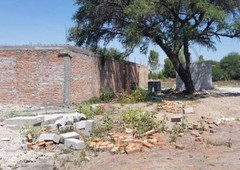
[148,50,160,79]
[69,0,240,94]
[205,60,225,81]
[163,58,176,78]
[163,51,184,78]
[220,52,240,80]
[198,55,205,64]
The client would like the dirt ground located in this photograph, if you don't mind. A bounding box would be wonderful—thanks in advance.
[1,86,240,170]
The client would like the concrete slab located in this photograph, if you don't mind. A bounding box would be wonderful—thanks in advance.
[183,108,194,114]
[60,132,80,143]
[74,120,87,130]
[38,133,61,143]
[64,138,85,150]
[4,116,44,128]
[41,114,64,125]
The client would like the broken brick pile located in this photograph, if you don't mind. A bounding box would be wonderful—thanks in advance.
[88,129,164,154]
[158,101,185,114]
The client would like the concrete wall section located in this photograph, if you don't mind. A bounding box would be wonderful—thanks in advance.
[176,63,212,91]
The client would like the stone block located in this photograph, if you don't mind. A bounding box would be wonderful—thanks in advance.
[84,120,94,136]
[4,116,44,128]
[38,133,61,143]
[74,120,87,130]
[60,132,80,143]
[64,138,85,150]
[171,115,183,122]
[183,108,194,114]
[41,114,63,125]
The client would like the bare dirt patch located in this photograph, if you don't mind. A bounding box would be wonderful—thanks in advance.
[0,87,240,170]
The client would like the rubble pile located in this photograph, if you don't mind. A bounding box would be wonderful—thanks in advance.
[89,129,165,154]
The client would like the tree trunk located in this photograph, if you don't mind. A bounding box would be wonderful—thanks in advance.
[169,54,195,94]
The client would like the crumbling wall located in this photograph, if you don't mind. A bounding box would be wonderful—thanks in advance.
[176,63,212,91]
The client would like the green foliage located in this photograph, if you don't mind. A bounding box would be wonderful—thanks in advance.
[78,103,102,119]
[169,117,188,142]
[69,0,240,94]
[99,88,115,102]
[122,109,159,135]
[220,52,240,80]
[118,87,150,104]
[92,47,124,60]
[148,50,160,74]
[148,72,158,80]
[163,58,176,78]
[84,97,99,104]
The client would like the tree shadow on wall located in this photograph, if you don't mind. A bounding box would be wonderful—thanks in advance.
[99,57,140,93]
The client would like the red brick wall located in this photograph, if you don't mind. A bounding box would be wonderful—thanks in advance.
[0,49,64,106]
[0,47,148,106]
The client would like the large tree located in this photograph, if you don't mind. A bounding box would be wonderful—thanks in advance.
[69,0,240,94]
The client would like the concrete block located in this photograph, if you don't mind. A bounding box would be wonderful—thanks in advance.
[5,124,19,130]
[64,138,85,150]
[183,108,194,114]
[60,132,80,143]
[54,117,67,127]
[41,114,63,125]
[84,120,94,136]
[74,120,87,130]
[4,116,44,127]
[171,115,183,122]
[38,133,61,143]
[44,124,58,131]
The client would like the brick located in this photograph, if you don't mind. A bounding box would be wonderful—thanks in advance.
[143,129,157,136]
[27,134,32,143]
[84,120,94,136]
[38,133,61,143]
[64,138,85,150]
[142,142,154,148]
[60,132,80,143]
[110,146,119,154]
[183,107,194,114]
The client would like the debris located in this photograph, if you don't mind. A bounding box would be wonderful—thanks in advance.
[210,129,217,133]
[171,115,183,122]
[143,129,157,136]
[142,142,154,148]
[158,101,184,114]
[183,107,194,114]
[110,147,119,154]
[60,132,80,143]
[38,133,61,143]
[84,120,94,136]
[175,144,185,150]
[27,134,32,143]
[64,138,85,150]
[74,120,87,130]
[1,138,10,141]
[4,116,44,128]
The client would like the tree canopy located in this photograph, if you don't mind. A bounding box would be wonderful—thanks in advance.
[69,0,240,93]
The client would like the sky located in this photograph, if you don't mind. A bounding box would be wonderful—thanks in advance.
[0,0,240,67]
